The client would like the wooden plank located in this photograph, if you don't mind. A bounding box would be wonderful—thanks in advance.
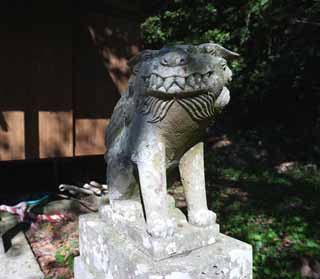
[38,111,73,158]
[75,118,109,156]
[0,111,25,160]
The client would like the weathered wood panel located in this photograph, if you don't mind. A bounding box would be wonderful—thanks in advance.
[0,111,25,160]
[75,119,109,156]
[30,24,73,110]
[33,24,73,159]
[39,111,73,158]
[0,11,142,161]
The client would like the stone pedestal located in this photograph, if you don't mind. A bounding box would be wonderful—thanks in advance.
[0,214,43,279]
[74,200,252,279]
[0,230,5,255]
[0,213,17,255]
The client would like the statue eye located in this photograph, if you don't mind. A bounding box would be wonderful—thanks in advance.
[205,46,213,54]
[162,58,169,65]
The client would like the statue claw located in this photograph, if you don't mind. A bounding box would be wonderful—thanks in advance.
[188,209,216,227]
[147,213,176,238]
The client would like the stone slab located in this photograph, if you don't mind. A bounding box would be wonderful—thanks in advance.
[99,199,219,261]
[0,213,43,279]
[0,213,17,255]
[0,231,43,279]
[75,212,252,279]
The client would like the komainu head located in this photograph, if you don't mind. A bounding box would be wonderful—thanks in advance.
[129,43,239,103]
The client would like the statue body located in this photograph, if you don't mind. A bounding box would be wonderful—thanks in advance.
[105,43,238,238]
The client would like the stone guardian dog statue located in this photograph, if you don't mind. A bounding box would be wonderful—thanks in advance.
[105,43,239,238]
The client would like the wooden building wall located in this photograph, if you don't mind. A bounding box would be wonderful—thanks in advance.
[0,7,141,162]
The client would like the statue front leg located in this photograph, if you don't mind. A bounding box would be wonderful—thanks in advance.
[179,142,216,227]
[136,142,176,238]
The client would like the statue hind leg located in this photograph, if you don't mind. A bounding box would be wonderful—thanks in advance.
[106,157,140,203]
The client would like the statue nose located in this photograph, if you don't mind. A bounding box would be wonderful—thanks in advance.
[161,51,188,67]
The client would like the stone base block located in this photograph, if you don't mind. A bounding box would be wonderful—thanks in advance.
[0,234,4,255]
[99,199,219,260]
[74,212,252,279]
[0,215,43,279]
[0,213,17,255]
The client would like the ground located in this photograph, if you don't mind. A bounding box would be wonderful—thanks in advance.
[26,218,80,279]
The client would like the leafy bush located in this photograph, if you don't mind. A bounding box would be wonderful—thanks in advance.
[204,140,320,278]
[55,240,79,272]
[141,0,320,161]
[141,1,320,277]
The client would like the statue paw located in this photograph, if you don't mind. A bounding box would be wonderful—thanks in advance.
[147,213,176,238]
[188,209,216,227]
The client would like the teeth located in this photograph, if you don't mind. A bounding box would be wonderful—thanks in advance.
[202,72,210,85]
[186,75,195,88]
[208,73,218,87]
[145,77,150,85]
[149,74,157,89]
[175,77,185,89]
[167,84,181,93]
[155,76,164,88]
[184,85,193,91]
[194,73,202,89]
[163,77,175,90]
[158,86,166,92]
[147,71,216,93]
[194,73,202,84]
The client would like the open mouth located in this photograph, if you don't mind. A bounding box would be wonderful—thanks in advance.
[144,71,220,97]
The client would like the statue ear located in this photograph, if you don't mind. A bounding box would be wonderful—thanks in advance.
[213,44,240,59]
[200,43,239,59]
[128,50,156,69]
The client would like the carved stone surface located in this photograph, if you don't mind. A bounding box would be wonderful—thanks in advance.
[74,209,252,279]
[0,214,43,279]
[74,43,253,278]
[99,197,219,260]
[105,43,239,238]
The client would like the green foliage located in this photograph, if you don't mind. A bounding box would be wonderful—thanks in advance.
[204,143,320,278]
[54,240,79,272]
[141,0,320,158]
[141,0,227,47]
[141,2,319,277]
[141,16,167,45]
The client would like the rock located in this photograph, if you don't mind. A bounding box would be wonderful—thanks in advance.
[74,208,252,279]
[105,43,239,238]
[99,199,219,261]
[74,43,252,278]
[0,215,43,279]
[275,161,298,174]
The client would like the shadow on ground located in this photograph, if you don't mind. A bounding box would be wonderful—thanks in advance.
[204,132,320,279]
